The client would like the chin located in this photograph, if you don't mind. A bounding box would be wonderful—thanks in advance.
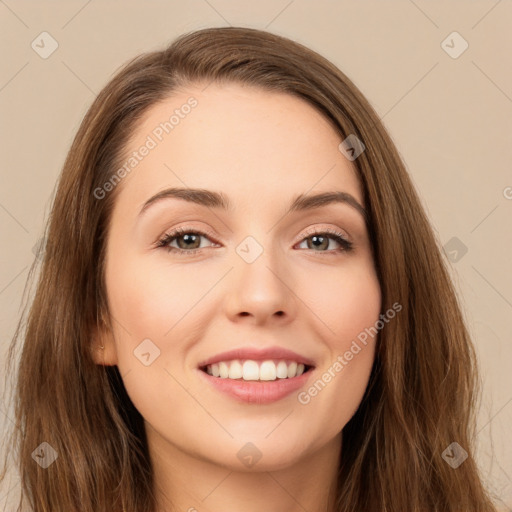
[199,433,316,472]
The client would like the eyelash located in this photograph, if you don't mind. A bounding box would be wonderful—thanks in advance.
[155,226,354,257]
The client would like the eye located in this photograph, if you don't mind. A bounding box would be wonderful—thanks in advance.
[155,226,353,257]
[295,227,353,255]
[155,227,218,256]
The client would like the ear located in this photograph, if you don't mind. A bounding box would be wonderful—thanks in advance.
[90,318,118,366]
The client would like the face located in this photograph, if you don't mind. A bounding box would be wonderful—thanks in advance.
[93,83,381,471]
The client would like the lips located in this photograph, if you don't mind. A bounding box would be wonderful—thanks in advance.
[198,369,312,404]
[196,346,316,404]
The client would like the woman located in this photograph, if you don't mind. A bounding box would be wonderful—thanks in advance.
[1,26,497,512]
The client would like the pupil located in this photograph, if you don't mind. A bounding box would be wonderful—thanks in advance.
[310,235,327,250]
[180,234,199,249]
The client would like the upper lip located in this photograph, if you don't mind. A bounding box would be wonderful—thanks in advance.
[197,346,316,369]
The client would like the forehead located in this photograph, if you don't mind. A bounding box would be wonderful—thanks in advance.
[115,83,363,212]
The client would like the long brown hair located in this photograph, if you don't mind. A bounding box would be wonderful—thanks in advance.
[1,26,497,512]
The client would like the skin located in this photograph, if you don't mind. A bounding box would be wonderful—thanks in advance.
[93,83,381,512]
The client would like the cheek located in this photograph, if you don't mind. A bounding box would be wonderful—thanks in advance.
[106,253,210,338]
[293,259,381,429]
[296,257,381,346]
[104,253,207,423]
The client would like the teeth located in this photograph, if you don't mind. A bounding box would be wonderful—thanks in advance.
[276,361,288,379]
[259,360,276,381]
[243,360,259,381]
[228,360,243,379]
[287,361,297,378]
[204,359,310,381]
[219,362,229,379]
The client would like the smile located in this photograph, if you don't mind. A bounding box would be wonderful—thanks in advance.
[201,359,312,381]
[198,362,315,404]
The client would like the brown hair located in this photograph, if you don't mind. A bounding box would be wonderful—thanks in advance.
[1,26,497,512]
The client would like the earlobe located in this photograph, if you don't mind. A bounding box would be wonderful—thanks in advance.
[91,327,118,366]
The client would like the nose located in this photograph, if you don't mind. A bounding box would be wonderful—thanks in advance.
[223,246,297,326]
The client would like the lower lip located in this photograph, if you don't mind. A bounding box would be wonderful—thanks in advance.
[197,368,313,404]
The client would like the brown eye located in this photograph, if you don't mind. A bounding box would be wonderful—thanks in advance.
[156,227,218,255]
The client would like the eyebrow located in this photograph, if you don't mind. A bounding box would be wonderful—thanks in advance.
[138,187,368,222]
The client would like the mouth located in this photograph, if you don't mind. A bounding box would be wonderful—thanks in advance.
[199,359,314,381]
[197,348,316,404]
[196,346,316,404]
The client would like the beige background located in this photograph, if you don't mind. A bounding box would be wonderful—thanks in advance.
[1,1,511,510]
